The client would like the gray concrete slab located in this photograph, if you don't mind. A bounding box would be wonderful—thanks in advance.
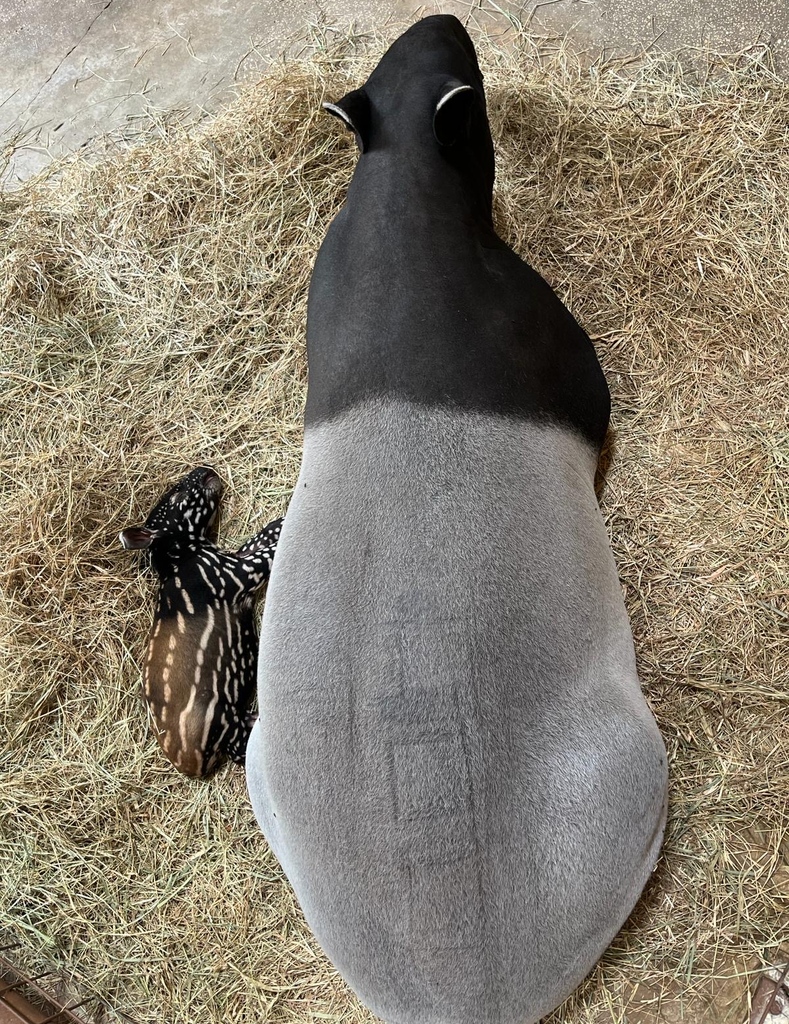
[526,0,789,63]
[1,0,787,187]
[0,0,102,124]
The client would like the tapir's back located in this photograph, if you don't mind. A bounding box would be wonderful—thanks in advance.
[248,401,666,1024]
[247,15,667,1024]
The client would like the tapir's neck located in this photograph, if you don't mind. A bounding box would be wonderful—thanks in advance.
[347,145,496,243]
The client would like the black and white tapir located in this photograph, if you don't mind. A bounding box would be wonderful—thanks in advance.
[120,467,282,777]
[246,16,668,1024]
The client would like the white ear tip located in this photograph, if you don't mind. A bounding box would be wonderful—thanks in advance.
[435,84,474,113]
[322,101,355,130]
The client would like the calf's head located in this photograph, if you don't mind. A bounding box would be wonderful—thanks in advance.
[119,467,223,556]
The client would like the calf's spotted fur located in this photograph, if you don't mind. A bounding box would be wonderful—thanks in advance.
[120,467,282,777]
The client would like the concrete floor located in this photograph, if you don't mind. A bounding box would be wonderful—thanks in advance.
[1,0,787,186]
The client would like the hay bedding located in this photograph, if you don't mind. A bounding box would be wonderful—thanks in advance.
[0,21,787,1024]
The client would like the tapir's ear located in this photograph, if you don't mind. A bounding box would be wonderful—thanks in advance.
[119,526,159,550]
[322,88,371,153]
[433,80,475,147]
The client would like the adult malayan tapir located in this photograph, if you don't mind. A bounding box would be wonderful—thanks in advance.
[246,15,668,1024]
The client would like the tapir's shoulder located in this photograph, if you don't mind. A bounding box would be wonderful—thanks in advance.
[481,238,586,325]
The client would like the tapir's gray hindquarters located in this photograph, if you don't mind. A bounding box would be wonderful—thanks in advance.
[248,400,668,1024]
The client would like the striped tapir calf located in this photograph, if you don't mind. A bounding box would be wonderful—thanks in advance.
[246,15,668,1024]
[120,467,282,777]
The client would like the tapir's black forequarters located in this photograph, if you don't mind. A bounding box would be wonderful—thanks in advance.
[120,467,282,777]
[310,14,610,450]
[248,15,667,1024]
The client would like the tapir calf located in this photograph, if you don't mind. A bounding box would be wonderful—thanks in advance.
[120,467,282,776]
[246,16,668,1024]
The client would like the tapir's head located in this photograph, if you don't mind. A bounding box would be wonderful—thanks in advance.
[119,467,223,555]
[323,16,494,215]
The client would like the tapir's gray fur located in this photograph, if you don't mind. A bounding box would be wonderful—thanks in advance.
[247,15,668,1024]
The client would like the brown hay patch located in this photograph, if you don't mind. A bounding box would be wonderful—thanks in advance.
[1,23,787,1024]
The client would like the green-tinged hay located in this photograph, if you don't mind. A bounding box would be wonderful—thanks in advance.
[1,20,788,1024]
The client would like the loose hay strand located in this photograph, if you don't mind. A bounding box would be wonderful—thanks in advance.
[1,23,788,1024]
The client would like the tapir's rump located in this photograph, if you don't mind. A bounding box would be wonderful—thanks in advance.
[247,15,667,1024]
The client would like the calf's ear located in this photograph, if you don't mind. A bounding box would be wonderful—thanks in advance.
[322,88,371,153]
[433,80,475,147]
[119,526,159,550]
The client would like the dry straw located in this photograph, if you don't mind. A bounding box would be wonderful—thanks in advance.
[1,18,787,1024]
